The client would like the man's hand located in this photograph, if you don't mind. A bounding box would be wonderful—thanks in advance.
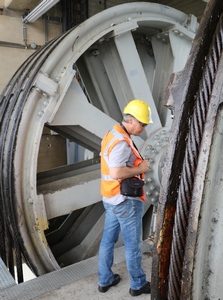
[110,160,150,180]
[138,160,149,173]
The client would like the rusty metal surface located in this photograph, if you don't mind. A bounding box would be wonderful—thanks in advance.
[181,56,223,300]
[168,13,223,300]
[151,0,223,299]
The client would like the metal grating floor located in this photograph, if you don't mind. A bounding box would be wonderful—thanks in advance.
[0,258,16,290]
[0,241,152,300]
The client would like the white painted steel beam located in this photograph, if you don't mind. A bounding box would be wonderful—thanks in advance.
[23,0,60,23]
[50,79,116,140]
[41,176,101,220]
[114,30,161,131]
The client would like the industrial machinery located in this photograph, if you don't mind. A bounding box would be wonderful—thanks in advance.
[0,2,196,284]
[152,0,223,299]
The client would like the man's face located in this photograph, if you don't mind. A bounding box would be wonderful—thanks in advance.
[131,117,147,136]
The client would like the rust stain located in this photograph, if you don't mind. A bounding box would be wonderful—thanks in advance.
[157,204,176,296]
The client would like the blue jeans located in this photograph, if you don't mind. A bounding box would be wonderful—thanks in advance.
[98,199,147,290]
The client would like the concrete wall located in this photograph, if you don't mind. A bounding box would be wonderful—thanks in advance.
[3,0,39,10]
[0,14,62,93]
[0,47,34,92]
[38,132,67,173]
[88,0,141,17]
[0,7,65,170]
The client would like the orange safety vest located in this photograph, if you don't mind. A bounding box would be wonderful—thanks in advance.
[100,123,145,201]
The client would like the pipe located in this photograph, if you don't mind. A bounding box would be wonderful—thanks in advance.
[23,0,60,24]
[0,40,39,49]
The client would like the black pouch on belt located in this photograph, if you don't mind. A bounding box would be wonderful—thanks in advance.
[120,177,144,197]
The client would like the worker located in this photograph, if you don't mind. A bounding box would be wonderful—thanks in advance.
[98,99,152,296]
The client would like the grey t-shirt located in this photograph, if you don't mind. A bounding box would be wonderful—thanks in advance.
[103,140,136,205]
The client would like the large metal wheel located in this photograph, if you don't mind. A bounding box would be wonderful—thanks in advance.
[0,2,196,279]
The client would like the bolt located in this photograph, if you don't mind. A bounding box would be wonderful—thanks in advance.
[150,197,155,203]
[154,190,159,196]
[150,185,155,191]
[43,100,48,107]
[30,42,37,49]
[28,198,33,204]
[91,49,100,56]
[37,110,44,118]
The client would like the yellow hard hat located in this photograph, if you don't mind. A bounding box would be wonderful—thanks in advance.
[123,99,153,124]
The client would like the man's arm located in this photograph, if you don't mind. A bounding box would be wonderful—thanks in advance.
[109,160,149,180]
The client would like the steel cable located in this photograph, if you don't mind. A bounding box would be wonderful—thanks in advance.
[167,13,223,300]
[0,30,71,281]
[0,45,53,282]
